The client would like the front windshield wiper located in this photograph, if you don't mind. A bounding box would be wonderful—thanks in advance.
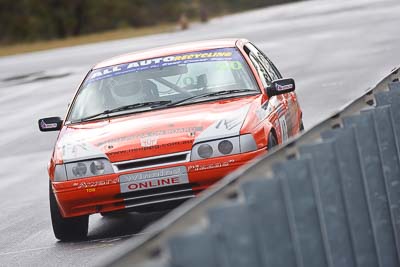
[72,89,256,123]
[76,100,172,122]
[167,89,258,107]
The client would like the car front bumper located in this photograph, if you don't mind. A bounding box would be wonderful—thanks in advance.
[52,148,265,218]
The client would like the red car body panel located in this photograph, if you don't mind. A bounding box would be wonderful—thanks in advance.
[47,39,302,218]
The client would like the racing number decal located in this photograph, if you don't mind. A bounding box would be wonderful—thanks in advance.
[216,61,243,71]
[279,116,288,142]
[183,77,194,86]
[230,61,242,70]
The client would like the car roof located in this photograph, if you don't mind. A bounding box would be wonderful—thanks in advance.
[93,38,248,69]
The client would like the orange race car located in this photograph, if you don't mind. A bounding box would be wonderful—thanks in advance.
[39,38,303,241]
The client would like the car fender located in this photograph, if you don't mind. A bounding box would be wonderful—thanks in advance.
[263,121,278,148]
[247,119,276,149]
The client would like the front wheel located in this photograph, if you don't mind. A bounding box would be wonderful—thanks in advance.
[49,182,88,241]
[299,119,305,131]
[267,132,278,150]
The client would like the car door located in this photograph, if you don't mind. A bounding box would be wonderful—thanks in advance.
[249,43,299,138]
[244,43,289,143]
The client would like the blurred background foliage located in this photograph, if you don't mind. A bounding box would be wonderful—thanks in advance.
[0,0,296,44]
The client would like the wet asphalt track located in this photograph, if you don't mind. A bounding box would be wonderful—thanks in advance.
[0,0,400,266]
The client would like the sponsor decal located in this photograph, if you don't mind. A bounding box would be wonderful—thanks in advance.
[40,120,57,129]
[73,177,119,189]
[188,160,235,171]
[275,105,286,117]
[86,48,240,84]
[58,129,111,162]
[96,126,202,147]
[120,167,184,182]
[216,118,242,131]
[194,105,250,144]
[279,116,288,142]
[127,177,180,191]
[60,141,106,162]
[285,97,295,136]
[256,101,270,121]
[216,61,243,71]
[120,166,188,192]
[140,136,158,147]
[275,83,293,91]
[109,140,193,155]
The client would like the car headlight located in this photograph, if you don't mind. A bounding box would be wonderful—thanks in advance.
[191,134,257,161]
[54,158,114,181]
[218,140,233,154]
[72,162,87,177]
[90,160,106,175]
[198,144,213,158]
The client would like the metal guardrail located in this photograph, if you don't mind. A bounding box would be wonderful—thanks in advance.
[103,66,400,267]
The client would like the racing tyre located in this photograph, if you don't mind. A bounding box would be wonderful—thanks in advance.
[299,119,305,131]
[49,182,89,241]
[100,212,117,217]
[267,132,278,150]
[100,212,126,218]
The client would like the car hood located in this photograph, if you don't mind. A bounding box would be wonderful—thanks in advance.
[56,95,259,163]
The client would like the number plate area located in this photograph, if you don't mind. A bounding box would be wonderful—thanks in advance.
[119,166,188,193]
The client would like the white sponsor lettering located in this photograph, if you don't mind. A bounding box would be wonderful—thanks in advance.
[113,66,122,72]
[188,160,235,171]
[40,120,57,129]
[279,116,288,141]
[120,167,182,182]
[76,178,119,189]
[140,136,158,147]
[276,83,293,91]
[119,166,188,192]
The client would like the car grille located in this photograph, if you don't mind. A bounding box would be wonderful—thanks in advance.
[112,151,191,172]
[116,183,200,210]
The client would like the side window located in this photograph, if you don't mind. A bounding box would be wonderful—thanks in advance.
[258,53,279,81]
[245,45,272,88]
[249,53,272,88]
[264,56,282,79]
[248,43,282,81]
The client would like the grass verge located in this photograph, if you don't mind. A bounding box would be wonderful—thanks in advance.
[0,24,176,57]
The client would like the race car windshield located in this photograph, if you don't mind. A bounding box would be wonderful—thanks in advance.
[67,48,258,122]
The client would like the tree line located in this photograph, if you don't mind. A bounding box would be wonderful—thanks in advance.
[0,0,297,44]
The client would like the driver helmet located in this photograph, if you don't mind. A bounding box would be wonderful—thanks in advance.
[111,80,155,105]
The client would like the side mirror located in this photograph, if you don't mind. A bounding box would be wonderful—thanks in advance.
[266,78,295,97]
[38,117,63,132]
